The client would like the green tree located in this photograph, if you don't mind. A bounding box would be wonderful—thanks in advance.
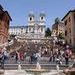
[58,33,64,39]
[45,27,52,37]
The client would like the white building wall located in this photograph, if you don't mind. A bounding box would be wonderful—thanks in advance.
[9,25,45,38]
[9,13,46,38]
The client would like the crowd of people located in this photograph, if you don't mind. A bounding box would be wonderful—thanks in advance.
[49,45,72,65]
[0,44,73,69]
[0,47,26,69]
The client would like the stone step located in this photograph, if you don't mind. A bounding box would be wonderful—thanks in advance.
[2,64,68,70]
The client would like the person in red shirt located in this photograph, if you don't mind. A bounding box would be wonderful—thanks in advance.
[19,51,24,61]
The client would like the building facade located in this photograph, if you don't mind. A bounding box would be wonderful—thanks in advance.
[9,13,46,39]
[52,18,65,37]
[0,5,12,44]
[62,10,75,48]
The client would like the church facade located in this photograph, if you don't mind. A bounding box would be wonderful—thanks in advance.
[9,13,46,39]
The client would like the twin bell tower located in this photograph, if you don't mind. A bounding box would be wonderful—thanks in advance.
[28,12,46,26]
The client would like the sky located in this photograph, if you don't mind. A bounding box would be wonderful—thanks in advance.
[0,0,75,29]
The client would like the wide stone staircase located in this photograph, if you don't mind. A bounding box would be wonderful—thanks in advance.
[3,64,68,70]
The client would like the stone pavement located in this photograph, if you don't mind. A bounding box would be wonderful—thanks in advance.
[4,70,26,75]
[0,70,64,75]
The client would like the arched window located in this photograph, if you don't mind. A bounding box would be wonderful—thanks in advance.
[41,17,43,20]
[30,17,32,21]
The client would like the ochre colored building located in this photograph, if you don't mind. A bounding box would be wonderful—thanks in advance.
[62,10,75,48]
[0,5,12,44]
[52,18,65,37]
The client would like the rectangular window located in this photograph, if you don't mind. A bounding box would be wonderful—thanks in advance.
[74,14,75,23]
[0,14,3,21]
[74,14,75,32]
[29,27,31,31]
[70,39,71,44]
[31,28,34,33]
[65,30,67,36]
[69,28,71,33]
[26,29,28,33]
[65,20,67,26]
[41,28,43,32]
[69,17,71,22]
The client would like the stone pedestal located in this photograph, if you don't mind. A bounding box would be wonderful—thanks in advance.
[26,69,50,75]
[64,68,75,75]
[0,70,4,75]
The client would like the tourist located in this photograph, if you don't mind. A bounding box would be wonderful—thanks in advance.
[35,52,41,62]
[30,53,37,64]
[23,52,27,61]
[49,50,53,62]
[15,51,18,63]
[0,50,4,69]
[65,52,69,65]
[19,51,24,61]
